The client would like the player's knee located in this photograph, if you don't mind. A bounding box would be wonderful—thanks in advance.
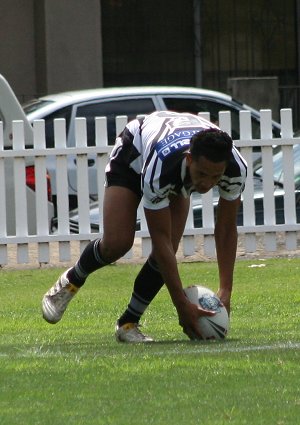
[101,235,133,262]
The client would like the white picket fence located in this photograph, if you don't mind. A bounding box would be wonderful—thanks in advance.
[0,109,299,266]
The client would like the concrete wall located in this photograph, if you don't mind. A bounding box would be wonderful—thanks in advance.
[227,77,280,121]
[0,0,36,99]
[0,0,103,99]
[35,0,103,95]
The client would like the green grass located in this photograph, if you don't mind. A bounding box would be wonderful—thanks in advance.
[0,258,300,425]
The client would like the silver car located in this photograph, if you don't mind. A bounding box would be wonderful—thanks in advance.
[23,86,281,210]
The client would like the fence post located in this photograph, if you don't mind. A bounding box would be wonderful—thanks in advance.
[0,121,7,264]
[95,116,108,236]
[33,120,51,263]
[280,109,297,250]
[239,110,256,252]
[54,118,71,262]
[13,121,29,263]
[260,109,276,251]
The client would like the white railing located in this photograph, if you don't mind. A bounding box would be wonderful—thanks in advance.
[0,110,299,266]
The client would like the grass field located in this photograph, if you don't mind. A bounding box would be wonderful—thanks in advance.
[0,258,299,425]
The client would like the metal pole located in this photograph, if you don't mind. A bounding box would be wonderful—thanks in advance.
[193,0,202,87]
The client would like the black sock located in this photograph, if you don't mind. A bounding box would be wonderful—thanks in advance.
[67,239,109,287]
[118,257,164,326]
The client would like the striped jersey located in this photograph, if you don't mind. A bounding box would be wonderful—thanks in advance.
[106,111,247,210]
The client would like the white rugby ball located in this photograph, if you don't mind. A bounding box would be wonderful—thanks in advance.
[183,285,229,340]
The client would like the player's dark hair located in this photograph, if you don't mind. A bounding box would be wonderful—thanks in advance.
[190,129,233,163]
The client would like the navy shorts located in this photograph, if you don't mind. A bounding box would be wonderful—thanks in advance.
[105,160,142,199]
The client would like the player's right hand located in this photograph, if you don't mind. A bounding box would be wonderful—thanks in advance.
[177,299,215,340]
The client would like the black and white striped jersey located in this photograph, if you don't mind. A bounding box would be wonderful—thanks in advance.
[106,111,247,210]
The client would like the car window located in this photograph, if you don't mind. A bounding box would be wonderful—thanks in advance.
[162,96,262,140]
[294,145,300,188]
[76,98,156,145]
[43,106,72,148]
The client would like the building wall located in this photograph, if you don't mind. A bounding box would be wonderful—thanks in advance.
[34,0,103,95]
[0,0,36,99]
[0,0,103,100]
[0,0,298,121]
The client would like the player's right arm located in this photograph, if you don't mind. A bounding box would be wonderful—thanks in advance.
[144,205,214,339]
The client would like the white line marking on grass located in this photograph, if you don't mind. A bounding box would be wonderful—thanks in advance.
[0,341,299,359]
[154,341,300,356]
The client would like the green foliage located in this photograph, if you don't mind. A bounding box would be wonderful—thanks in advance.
[0,258,299,424]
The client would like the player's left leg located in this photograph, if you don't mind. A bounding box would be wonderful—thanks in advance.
[42,186,140,324]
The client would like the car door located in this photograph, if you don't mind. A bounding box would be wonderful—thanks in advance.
[65,96,158,207]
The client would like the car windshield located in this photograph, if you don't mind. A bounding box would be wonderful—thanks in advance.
[22,99,54,114]
[255,144,300,187]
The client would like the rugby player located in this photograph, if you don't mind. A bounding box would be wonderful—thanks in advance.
[42,111,247,342]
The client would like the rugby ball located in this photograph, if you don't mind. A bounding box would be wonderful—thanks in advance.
[183,285,229,340]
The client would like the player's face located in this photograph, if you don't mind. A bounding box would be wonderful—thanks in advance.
[186,154,226,194]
